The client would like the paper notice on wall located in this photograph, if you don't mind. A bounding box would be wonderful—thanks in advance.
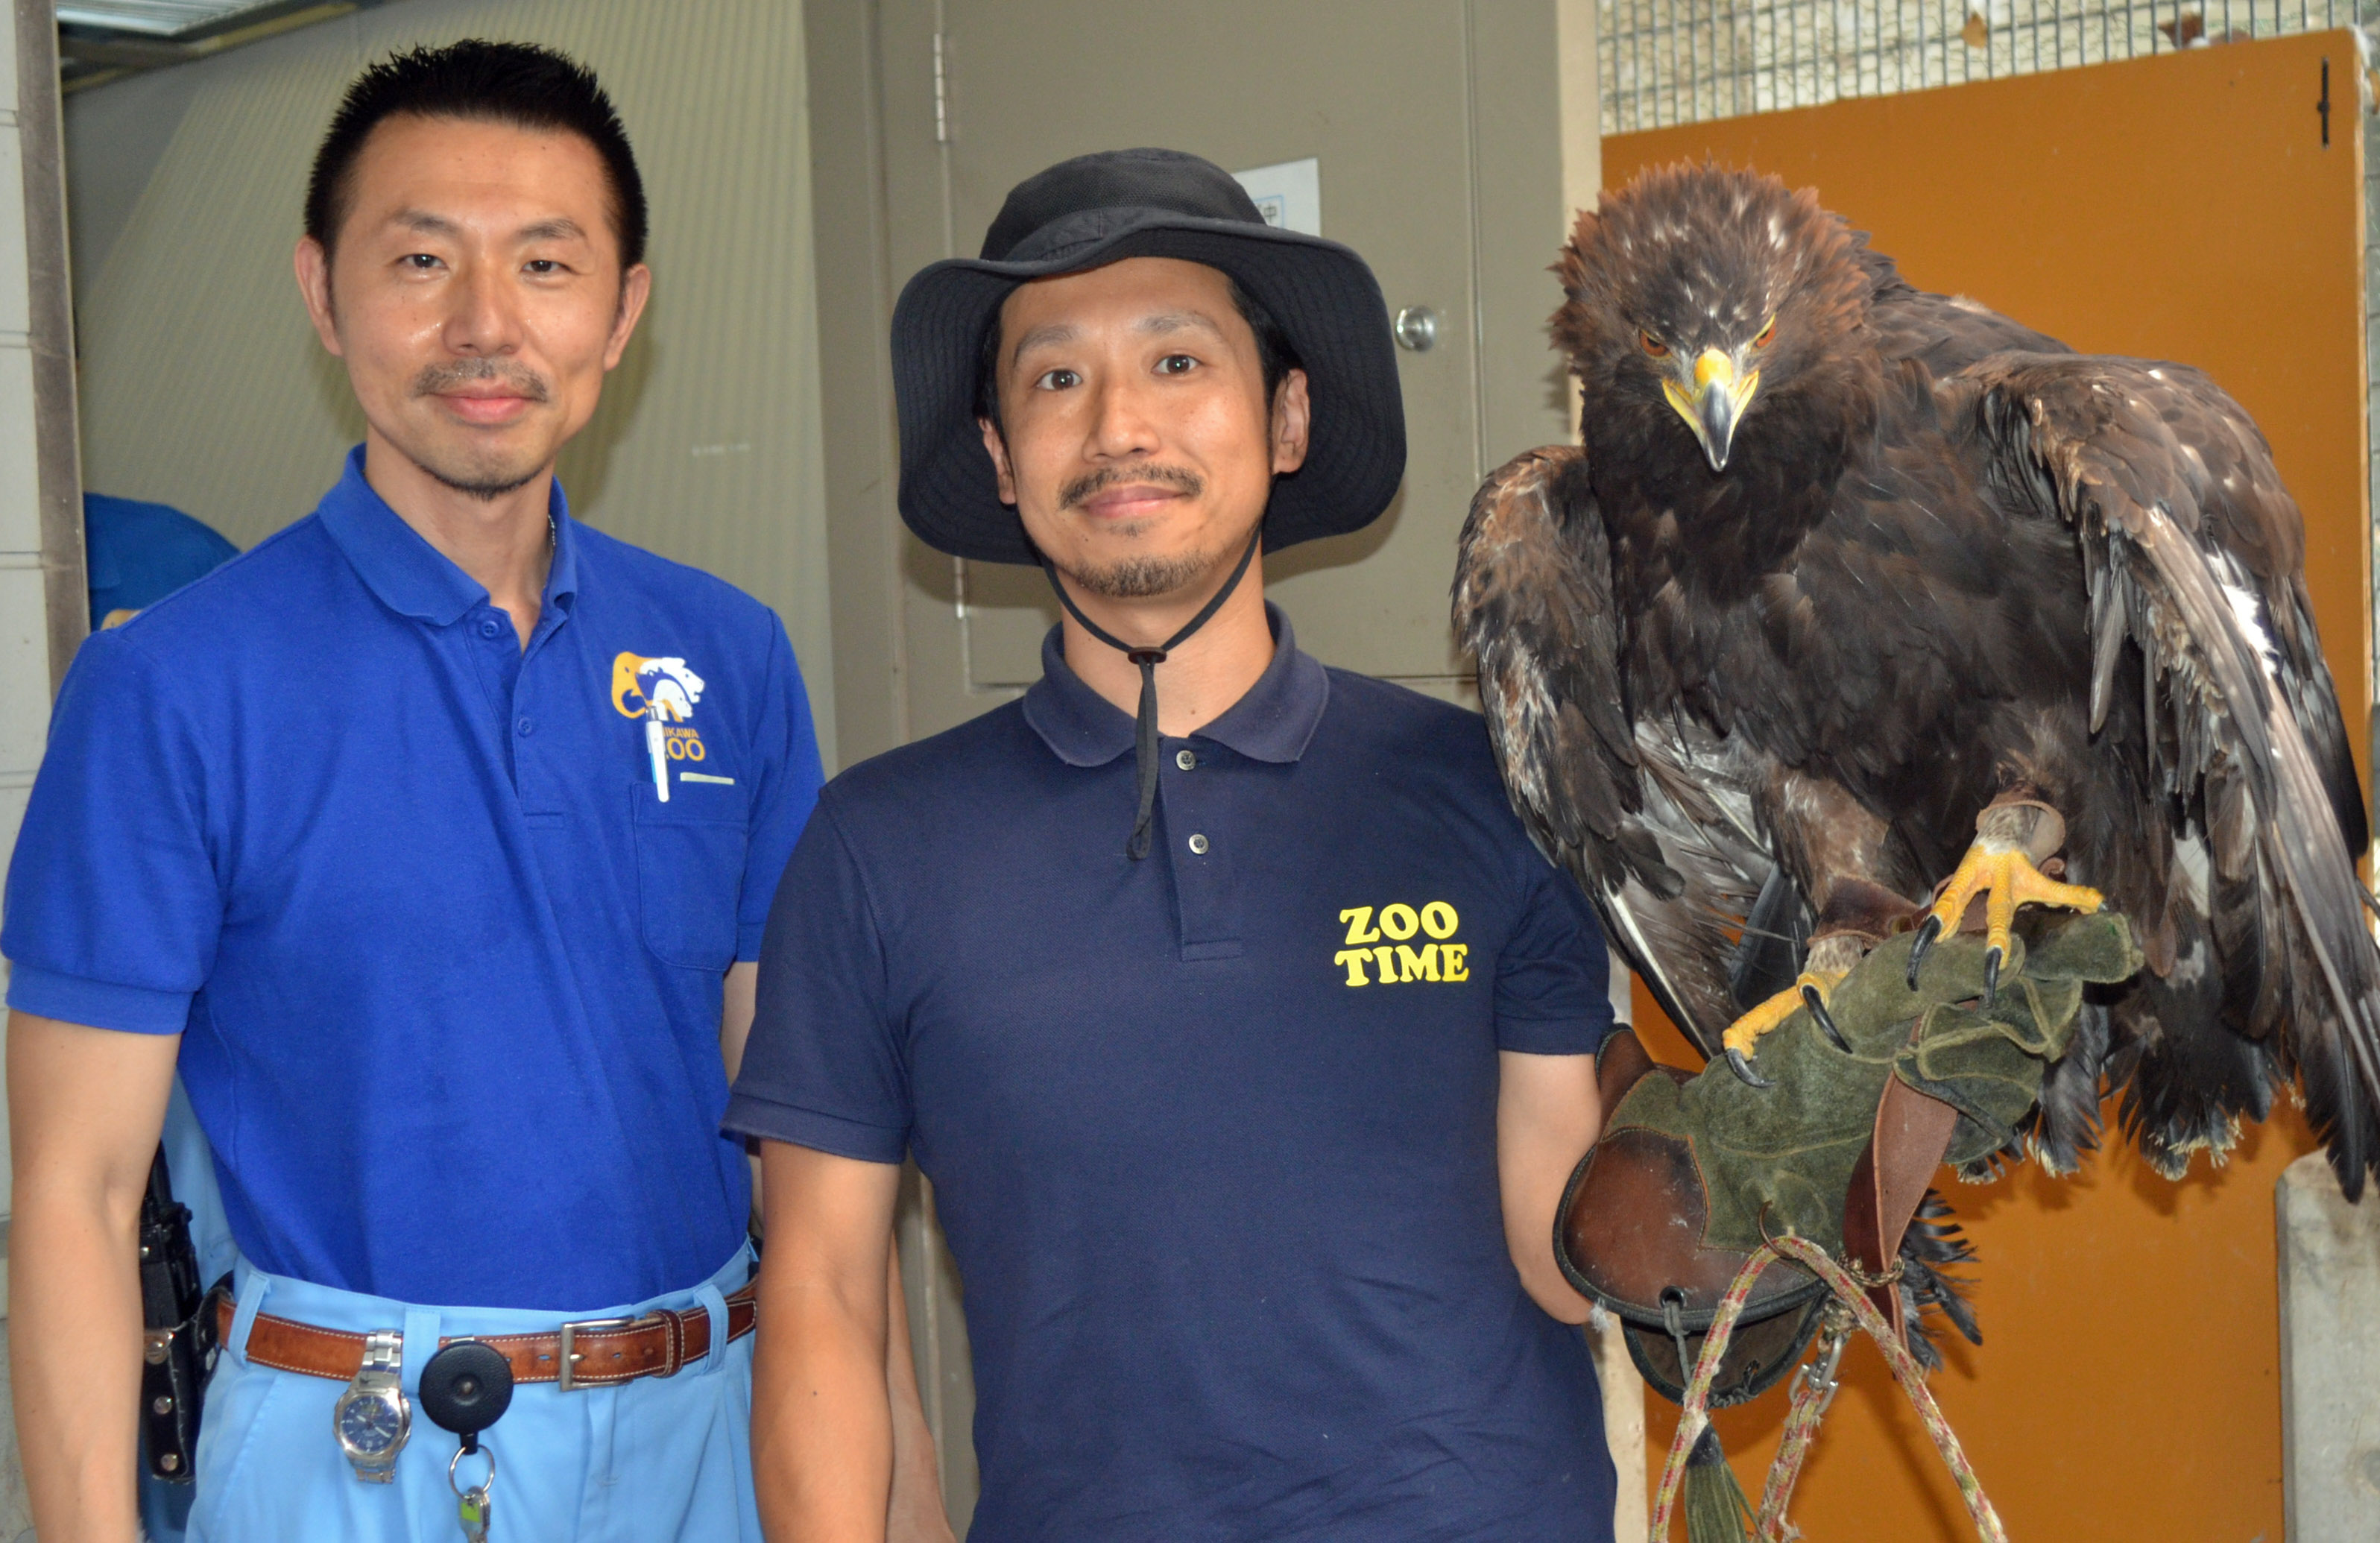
[1231,157,1321,236]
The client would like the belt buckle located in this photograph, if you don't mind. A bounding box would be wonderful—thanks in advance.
[555,1315,638,1392]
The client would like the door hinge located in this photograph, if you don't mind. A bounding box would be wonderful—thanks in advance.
[933,31,951,145]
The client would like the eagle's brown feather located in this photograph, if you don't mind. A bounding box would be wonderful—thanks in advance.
[1456,163,2380,1206]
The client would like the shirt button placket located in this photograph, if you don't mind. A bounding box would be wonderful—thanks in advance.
[1164,738,1240,956]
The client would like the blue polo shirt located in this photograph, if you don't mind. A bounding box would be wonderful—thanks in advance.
[6,448,822,1310]
[727,608,1616,1542]
[83,493,242,625]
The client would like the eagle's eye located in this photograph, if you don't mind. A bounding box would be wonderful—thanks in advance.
[1638,330,1670,359]
[1751,315,1778,350]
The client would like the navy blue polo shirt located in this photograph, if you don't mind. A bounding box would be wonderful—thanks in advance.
[727,608,1617,1542]
[6,448,822,1310]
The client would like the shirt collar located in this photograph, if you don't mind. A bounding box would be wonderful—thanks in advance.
[316,444,581,627]
[1022,602,1331,769]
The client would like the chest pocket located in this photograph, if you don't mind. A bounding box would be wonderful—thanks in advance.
[632,780,751,970]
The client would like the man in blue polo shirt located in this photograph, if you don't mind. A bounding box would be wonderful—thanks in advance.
[731,150,1620,1541]
[5,42,943,1542]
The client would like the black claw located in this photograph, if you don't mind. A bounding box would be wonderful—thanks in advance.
[1724,1047,1775,1088]
[1907,915,1943,991]
[1803,983,1851,1052]
[1982,946,2003,1009]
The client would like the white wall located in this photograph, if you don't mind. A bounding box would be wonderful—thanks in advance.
[65,0,841,764]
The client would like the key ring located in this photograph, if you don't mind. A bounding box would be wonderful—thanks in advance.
[449,1443,496,1498]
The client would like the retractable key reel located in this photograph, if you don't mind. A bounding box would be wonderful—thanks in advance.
[418,1340,513,1542]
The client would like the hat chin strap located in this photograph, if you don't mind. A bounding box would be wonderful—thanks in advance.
[1040,524,1264,861]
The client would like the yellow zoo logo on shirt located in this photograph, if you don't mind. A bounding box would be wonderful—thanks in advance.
[612,651,711,761]
[1334,902,1468,986]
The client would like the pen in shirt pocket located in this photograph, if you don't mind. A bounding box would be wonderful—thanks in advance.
[645,707,671,804]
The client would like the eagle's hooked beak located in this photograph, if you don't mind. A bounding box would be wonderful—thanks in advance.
[1661,348,1761,472]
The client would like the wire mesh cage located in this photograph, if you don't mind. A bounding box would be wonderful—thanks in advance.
[1600,0,2380,702]
[1600,0,2378,132]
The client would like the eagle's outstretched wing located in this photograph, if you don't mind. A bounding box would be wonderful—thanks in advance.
[1969,353,2380,1195]
[1454,446,1785,1058]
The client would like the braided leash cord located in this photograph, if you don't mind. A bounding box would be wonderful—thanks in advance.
[1647,1235,2010,1543]
[1645,1249,1770,1541]
[1750,1307,1845,1539]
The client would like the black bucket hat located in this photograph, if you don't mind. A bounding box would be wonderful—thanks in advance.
[891,147,1407,566]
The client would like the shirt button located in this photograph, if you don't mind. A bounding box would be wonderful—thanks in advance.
[1187,833,1210,856]
[516,716,535,736]
[478,617,503,640]
[1175,748,1198,771]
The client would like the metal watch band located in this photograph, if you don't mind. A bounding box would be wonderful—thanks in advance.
[360,1328,403,1378]
[336,1328,410,1483]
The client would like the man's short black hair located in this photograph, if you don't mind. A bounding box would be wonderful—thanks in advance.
[973,272,1302,437]
[306,40,648,268]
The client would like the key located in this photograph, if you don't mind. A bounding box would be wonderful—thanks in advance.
[458,1483,492,1543]
[420,1340,511,1543]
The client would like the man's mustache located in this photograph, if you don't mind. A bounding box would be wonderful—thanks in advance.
[411,358,551,403]
[1060,464,1203,511]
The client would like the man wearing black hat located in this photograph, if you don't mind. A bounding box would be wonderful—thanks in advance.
[727,149,1620,1541]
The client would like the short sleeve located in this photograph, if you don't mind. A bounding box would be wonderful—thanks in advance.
[3,632,221,1032]
[1493,852,1616,1056]
[736,616,826,961]
[722,796,911,1163]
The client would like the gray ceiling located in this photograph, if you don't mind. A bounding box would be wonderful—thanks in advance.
[59,1,293,35]
[58,0,403,89]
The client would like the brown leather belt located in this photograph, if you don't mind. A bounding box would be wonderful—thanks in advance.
[218,1281,757,1391]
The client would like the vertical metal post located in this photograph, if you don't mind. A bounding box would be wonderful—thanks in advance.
[16,0,86,696]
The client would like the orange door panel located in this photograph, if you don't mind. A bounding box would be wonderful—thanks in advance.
[1600,31,2364,1541]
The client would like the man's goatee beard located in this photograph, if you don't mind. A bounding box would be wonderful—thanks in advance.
[424,461,541,502]
[1062,549,1216,599]
[408,357,551,499]
[1052,463,1235,598]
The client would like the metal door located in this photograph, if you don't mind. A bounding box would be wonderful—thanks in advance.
[863,0,1591,742]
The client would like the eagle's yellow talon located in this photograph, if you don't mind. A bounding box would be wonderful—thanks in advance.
[1719,968,1851,1084]
[1904,833,2113,1000]
[1927,845,2103,964]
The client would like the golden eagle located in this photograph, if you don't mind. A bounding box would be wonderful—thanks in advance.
[1456,163,2380,1208]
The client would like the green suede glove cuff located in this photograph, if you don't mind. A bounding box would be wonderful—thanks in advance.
[1606,910,2142,1257]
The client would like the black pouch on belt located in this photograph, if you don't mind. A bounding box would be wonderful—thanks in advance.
[138,1146,226,1483]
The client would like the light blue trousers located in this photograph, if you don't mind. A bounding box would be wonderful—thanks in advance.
[186,1243,760,1543]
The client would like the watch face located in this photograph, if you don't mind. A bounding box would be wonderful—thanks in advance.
[338,1392,405,1456]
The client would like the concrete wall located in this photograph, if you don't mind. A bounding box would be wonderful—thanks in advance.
[2278,1153,2380,1542]
[63,0,842,765]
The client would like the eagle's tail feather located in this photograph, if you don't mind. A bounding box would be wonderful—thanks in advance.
[2027,1000,2110,1175]
[1897,1190,1980,1369]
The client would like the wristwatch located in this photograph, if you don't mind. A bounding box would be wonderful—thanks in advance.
[332,1329,411,1482]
